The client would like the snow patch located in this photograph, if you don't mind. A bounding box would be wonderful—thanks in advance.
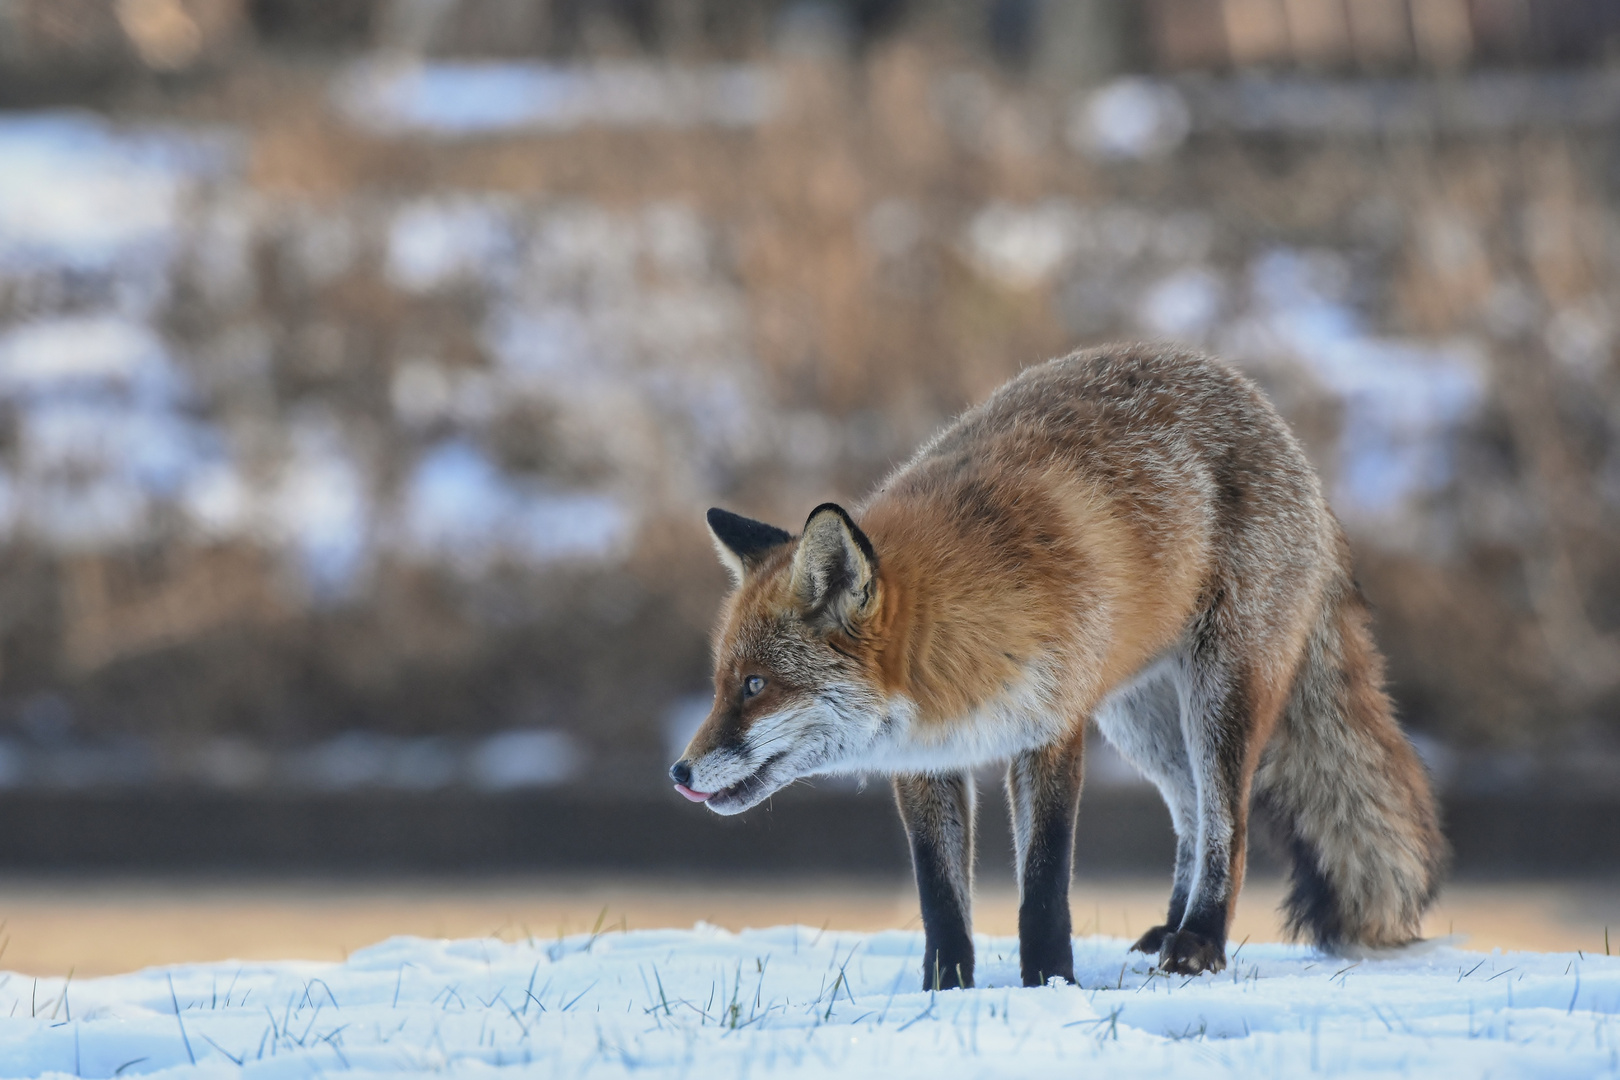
[7,928,1619,1078]
[1071,77,1191,161]
[0,315,224,548]
[0,316,183,397]
[0,112,232,274]
[1136,265,1225,340]
[962,200,1085,290]
[467,729,584,790]
[399,439,631,571]
[1232,248,1485,523]
[335,60,779,136]
[266,420,372,595]
[386,197,518,292]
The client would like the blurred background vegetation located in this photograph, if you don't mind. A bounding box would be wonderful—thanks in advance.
[1,0,1619,806]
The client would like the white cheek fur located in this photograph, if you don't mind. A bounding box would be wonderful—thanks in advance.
[692,663,1074,790]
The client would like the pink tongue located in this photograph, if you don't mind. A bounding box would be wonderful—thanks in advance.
[675,783,713,803]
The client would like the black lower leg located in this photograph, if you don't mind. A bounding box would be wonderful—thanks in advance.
[912,839,974,990]
[895,773,975,990]
[1017,817,1077,986]
[1009,741,1084,987]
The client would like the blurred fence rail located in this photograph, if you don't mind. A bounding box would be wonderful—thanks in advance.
[6,0,1620,101]
[0,785,1612,878]
[1148,0,1620,73]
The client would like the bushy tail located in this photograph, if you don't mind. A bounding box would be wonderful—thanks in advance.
[1254,578,1448,954]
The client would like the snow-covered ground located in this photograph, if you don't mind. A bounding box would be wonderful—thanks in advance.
[5,926,1619,1079]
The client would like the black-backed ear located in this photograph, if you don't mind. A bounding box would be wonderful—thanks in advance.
[789,503,878,632]
[707,507,793,583]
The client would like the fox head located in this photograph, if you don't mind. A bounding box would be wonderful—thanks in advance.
[669,502,892,814]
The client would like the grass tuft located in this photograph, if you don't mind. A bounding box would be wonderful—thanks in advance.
[167,973,195,1065]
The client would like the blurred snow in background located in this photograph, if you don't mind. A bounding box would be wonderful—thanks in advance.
[2,39,1618,784]
[1231,248,1485,533]
[0,116,237,552]
[334,60,779,136]
[0,113,233,280]
[0,726,584,792]
[1070,77,1190,160]
[0,118,754,598]
[0,91,1519,590]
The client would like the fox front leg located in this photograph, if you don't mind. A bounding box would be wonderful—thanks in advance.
[894,772,976,990]
[1006,736,1085,987]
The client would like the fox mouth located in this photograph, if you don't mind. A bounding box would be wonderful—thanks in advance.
[688,752,790,815]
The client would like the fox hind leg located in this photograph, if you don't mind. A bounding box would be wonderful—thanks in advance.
[1160,644,1283,976]
[1006,733,1085,987]
[1131,820,1200,957]
[894,772,976,990]
[1093,672,1197,957]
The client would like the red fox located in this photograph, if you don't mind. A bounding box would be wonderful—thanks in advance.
[669,345,1446,989]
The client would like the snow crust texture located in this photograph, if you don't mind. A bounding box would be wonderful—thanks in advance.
[5,926,1620,1079]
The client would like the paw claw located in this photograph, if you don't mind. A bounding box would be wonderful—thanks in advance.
[1157,929,1227,976]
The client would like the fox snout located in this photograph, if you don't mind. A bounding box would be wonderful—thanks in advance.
[668,705,806,815]
[667,758,711,803]
[668,713,751,810]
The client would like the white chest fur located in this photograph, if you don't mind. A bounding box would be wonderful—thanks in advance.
[839,663,1071,776]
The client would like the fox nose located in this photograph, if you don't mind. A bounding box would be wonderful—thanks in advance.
[669,759,693,786]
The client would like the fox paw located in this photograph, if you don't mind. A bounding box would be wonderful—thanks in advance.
[1158,930,1226,976]
[1130,925,1174,955]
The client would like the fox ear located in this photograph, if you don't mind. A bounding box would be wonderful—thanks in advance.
[790,503,878,631]
[707,507,792,583]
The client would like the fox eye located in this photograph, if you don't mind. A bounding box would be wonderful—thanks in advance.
[743,675,766,699]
